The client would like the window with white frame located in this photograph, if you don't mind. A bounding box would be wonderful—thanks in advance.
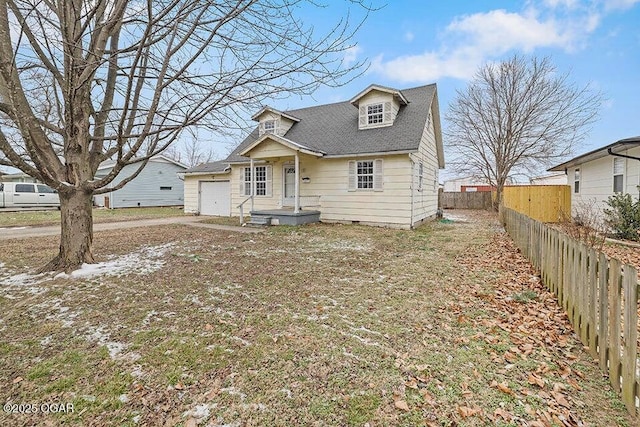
[242,165,272,196]
[418,162,424,191]
[348,159,383,191]
[573,168,580,194]
[367,103,383,125]
[613,158,625,193]
[357,160,374,189]
[263,120,276,134]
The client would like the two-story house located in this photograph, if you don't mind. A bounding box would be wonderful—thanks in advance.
[182,83,445,228]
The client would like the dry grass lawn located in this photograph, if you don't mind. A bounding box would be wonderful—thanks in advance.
[0,206,185,228]
[0,211,635,426]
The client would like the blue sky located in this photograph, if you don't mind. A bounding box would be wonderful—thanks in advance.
[263,0,640,178]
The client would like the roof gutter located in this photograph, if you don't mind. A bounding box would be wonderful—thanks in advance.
[607,147,640,162]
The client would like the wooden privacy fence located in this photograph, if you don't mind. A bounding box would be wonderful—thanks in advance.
[503,207,639,415]
[440,191,493,210]
[503,185,571,223]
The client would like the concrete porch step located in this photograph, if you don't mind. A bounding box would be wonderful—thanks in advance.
[247,216,272,227]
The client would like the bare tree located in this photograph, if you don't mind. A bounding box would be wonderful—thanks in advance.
[163,129,216,167]
[446,55,602,209]
[0,0,371,271]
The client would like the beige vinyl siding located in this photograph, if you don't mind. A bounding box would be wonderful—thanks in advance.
[183,173,232,214]
[410,107,440,226]
[257,111,296,137]
[302,154,412,227]
[357,91,401,129]
[230,162,284,211]
[228,154,413,226]
[183,175,199,213]
[571,145,640,218]
[247,140,298,159]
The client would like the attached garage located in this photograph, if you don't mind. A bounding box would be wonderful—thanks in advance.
[182,161,232,216]
[199,181,230,216]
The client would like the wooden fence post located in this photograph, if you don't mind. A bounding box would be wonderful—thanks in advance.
[501,207,638,416]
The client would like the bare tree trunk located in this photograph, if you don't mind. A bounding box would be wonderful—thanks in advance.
[40,190,94,272]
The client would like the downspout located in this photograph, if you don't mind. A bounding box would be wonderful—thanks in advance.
[410,157,415,228]
[294,152,300,214]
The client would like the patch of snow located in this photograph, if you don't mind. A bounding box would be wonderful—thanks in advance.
[307,314,329,321]
[131,365,145,379]
[63,243,175,279]
[2,243,176,288]
[230,336,251,346]
[183,403,214,420]
[86,326,127,359]
[280,389,293,399]
[443,213,469,222]
[119,394,129,403]
[220,387,246,401]
[209,421,240,427]
[349,325,383,336]
[1,271,48,287]
[142,310,159,326]
[132,414,141,424]
[40,335,52,346]
[343,349,363,361]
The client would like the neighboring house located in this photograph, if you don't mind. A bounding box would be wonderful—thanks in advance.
[548,136,640,216]
[0,172,38,183]
[93,155,188,208]
[183,83,445,228]
[529,173,568,186]
[443,176,488,192]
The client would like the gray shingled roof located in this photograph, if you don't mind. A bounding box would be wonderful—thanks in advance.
[548,136,640,171]
[184,160,230,174]
[225,84,438,163]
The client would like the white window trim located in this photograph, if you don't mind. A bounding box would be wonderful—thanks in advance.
[359,101,393,129]
[573,168,580,194]
[613,157,625,193]
[418,162,424,192]
[366,103,384,125]
[348,159,383,192]
[259,119,278,136]
[241,165,272,197]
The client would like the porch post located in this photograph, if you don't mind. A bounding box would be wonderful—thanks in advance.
[250,157,255,212]
[294,152,300,214]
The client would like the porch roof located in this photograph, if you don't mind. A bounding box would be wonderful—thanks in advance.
[238,134,326,158]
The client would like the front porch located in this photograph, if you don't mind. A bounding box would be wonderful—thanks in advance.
[237,133,325,226]
[249,208,321,226]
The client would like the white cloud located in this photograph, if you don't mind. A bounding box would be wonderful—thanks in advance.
[602,0,640,10]
[343,45,362,67]
[404,31,415,42]
[542,0,580,8]
[372,5,603,83]
[447,9,572,52]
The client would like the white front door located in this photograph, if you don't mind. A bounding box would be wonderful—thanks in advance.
[283,165,295,206]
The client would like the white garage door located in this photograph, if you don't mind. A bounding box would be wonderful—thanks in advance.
[200,181,230,216]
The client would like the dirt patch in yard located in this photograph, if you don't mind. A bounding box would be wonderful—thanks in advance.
[0,212,635,426]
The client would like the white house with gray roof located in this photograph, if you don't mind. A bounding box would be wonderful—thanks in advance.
[183,83,445,228]
[549,136,640,219]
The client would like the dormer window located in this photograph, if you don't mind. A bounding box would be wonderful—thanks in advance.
[367,103,384,125]
[263,119,277,135]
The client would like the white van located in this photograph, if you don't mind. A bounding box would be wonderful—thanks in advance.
[0,182,60,208]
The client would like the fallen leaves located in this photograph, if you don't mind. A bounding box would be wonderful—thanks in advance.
[394,400,409,411]
[528,372,545,388]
